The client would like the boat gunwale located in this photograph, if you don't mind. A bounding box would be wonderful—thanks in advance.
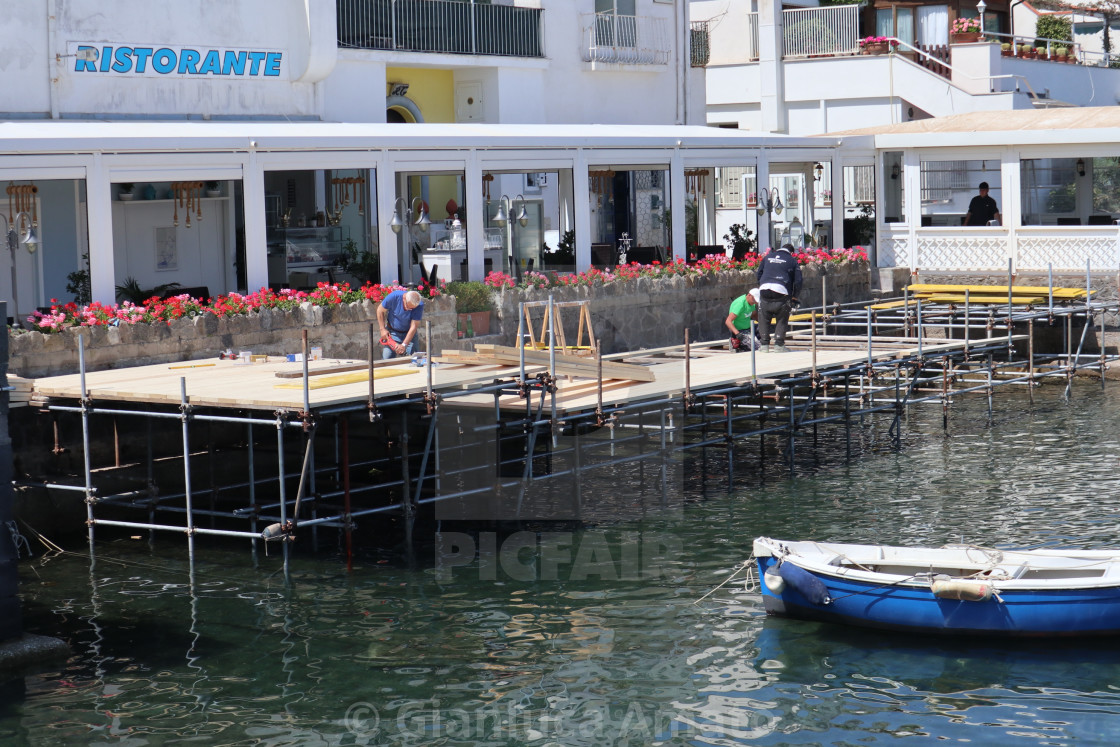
[753,538,1120,592]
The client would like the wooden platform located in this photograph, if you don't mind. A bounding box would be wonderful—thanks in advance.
[26,335,994,415]
[907,283,1091,301]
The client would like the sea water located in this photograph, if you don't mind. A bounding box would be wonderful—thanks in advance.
[5,381,1120,745]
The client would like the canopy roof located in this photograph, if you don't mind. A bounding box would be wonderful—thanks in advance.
[0,121,833,156]
[824,106,1120,149]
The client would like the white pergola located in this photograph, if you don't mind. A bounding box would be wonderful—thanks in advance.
[831,107,1120,274]
[0,121,839,307]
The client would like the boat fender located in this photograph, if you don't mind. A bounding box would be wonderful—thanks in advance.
[931,576,993,602]
[778,562,832,605]
[763,565,786,594]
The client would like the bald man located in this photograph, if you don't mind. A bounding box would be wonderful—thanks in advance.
[377,289,424,359]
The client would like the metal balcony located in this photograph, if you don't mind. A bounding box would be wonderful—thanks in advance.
[338,0,544,58]
[581,12,671,66]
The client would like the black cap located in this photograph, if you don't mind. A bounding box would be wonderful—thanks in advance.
[979,181,989,190]
[781,243,795,252]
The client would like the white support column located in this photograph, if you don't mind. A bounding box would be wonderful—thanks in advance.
[243,150,269,292]
[755,155,771,252]
[758,0,787,133]
[669,148,686,262]
[558,169,575,233]
[573,150,592,272]
[830,157,843,249]
[377,156,398,287]
[465,152,485,281]
[86,153,116,305]
[1001,149,1019,272]
[903,150,920,271]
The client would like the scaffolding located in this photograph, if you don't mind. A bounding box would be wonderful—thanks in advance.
[13,283,1119,573]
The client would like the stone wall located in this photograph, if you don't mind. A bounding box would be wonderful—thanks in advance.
[8,264,872,377]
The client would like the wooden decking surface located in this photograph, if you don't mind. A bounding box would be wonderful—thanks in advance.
[27,335,991,415]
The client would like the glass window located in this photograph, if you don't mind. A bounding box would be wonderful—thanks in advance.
[716,166,757,209]
[882,151,905,224]
[917,6,948,47]
[897,8,914,45]
[1020,158,1076,225]
[1091,158,1120,218]
[919,159,999,226]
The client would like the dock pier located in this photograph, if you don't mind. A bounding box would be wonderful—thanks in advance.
[13,287,1119,568]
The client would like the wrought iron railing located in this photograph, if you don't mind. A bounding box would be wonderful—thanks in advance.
[581,12,671,65]
[337,0,544,58]
[690,21,710,68]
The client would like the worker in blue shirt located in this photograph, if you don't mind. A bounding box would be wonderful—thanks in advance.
[756,244,803,353]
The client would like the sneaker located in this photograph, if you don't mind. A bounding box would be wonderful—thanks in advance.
[772,344,789,353]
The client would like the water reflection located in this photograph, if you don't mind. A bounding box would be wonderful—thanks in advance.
[6,383,1120,744]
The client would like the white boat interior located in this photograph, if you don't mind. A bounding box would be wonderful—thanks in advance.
[753,538,1120,588]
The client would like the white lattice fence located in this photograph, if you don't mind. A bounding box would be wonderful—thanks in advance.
[1016,234,1119,273]
[915,234,1010,272]
[877,234,910,268]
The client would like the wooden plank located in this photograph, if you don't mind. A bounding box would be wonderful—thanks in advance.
[870,299,920,310]
[920,294,1045,304]
[908,283,1090,298]
[473,344,655,381]
[275,367,420,389]
[275,362,374,379]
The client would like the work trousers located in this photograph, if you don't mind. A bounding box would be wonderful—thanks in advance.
[757,291,791,346]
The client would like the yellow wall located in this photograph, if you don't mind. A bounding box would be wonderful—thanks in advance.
[388,68,460,230]
[385,67,454,123]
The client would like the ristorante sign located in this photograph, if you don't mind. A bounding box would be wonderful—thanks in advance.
[67,42,285,79]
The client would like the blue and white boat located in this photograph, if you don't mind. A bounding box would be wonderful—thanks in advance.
[753,537,1120,637]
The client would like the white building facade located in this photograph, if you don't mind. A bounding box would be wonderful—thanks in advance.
[2,0,726,317]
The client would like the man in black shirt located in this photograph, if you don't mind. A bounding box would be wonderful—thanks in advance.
[964,182,1001,226]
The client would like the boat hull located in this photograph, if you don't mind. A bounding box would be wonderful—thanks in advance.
[756,554,1120,637]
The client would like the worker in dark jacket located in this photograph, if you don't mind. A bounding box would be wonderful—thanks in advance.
[756,244,803,353]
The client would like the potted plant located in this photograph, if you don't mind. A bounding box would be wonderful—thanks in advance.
[447,280,494,337]
[858,36,892,55]
[1035,46,1047,60]
[117,183,135,201]
[1001,42,1012,56]
[950,17,981,44]
[722,224,756,260]
[1018,44,1030,58]
[1055,46,1069,62]
[205,181,222,197]
[336,237,379,285]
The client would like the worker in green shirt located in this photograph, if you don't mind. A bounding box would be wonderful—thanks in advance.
[725,288,761,352]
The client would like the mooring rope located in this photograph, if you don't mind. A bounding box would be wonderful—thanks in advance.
[692,555,755,605]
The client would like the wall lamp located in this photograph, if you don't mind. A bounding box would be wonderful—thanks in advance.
[1,211,39,329]
[1076,158,1086,177]
[891,162,900,179]
[813,162,824,182]
[756,187,783,217]
[493,193,528,227]
[390,196,430,234]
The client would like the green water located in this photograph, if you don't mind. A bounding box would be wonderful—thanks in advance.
[6,381,1120,745]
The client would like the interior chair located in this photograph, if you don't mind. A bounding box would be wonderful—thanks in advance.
[1057,217,1081,225]
[1087,215,1114,225]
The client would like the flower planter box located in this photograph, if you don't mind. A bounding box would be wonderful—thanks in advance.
[951,32,981,44]
[861,43,889,55]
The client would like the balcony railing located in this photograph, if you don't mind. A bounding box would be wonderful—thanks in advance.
[338,0,544,58]
[690,21,710,68]
[782,5,859,58]
[581,13,671,65]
